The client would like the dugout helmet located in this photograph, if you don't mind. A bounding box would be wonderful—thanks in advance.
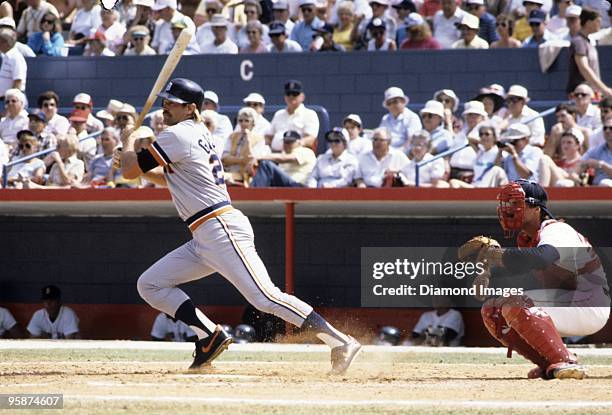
[233,324,257,343]
[373,326,401,346]
[157,78,204,109]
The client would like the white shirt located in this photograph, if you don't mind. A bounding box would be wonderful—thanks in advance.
[452,35,489,49]
[151,313,196,341]
[503,143,542,182]
[267,39,303,52]
[576,104,602,133]
[46,113,70,137]
[97,22,126,55]
[0,110,29,147]
[16,42,36,58]
[199,38,238,54]
[347,136,373,157]
[196,23,213,49]
[306,150,359,188]
[589,127,605,150]
[472,146,499,185]
[27,306,80,339]
[152,12,198,55]
[210,112,233,154]
[548,15,568,37]
[379,108,423,149]
[70,5,102,36]
[507,106,546,147]
[0,47,27,96]
[449,129,477,170]
[433,8,465,49]
[0,307,17,336]
[399,153,445,185]
[16,1,59,38]
[267,104,319,152]
[356,148,409,187]
[413,309,464,346]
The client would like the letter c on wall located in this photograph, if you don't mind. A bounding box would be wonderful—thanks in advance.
[240,60,254,81]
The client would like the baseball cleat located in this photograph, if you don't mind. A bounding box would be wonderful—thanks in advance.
[547,362,587,380]
[189,325,233,369]
[329,336,362,375]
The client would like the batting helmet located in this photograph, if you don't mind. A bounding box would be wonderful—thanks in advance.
[157,78,204,109]
[233,324,257,343]
[373,326,401,346]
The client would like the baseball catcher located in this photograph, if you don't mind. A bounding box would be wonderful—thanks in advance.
[459,180,610,379]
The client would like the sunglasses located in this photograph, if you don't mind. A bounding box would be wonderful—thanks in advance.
[42,102,56,107]
[467,4,480,9]
[604,126,612,131]
[301,7,314,12]
[116,115,129,120]
[506,97,523,103]
[247,102,262,107]
[133,36,146,41]
[18,142,33,150]
[422,113,437,119]
[245,9,257,14]
[270,33,282,37]
[285,91,300,97]
[372,30,385,35]
[206,8,218,13]
[246,30,259,35]
[479,132,493,137]
[438,97,453,104]
[529,22,542,27]
[496,22,507,27]
[573,92,589,98]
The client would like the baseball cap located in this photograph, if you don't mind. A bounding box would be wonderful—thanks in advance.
[506,84,529,100]
[457,13,480,30]
[369,0,389,5]
[393,0,416,11]
[383,86,408,108]
[69,109,89,122]
[343,113,362,126]
[0,16,16,29]
[528,9,546,24]
[314,22,334,36]
[73,93,93,106]
[501,123,531,140]
[157,78,205,109]
[152,0,177,11]
[516,179,548,208]
[283,130,301,141]
[132,28,149,37]
[368,17,386,31]
[522,0,544,5]
[269,21,286,35]
[243,92,265,104]
[272,0,289,9]
[465,0,484,4]
[562,127,585,146]
[462,100,488,117]
[299,0,315,7]
[566,5,582,17]
[28,109,47,123]
[420,100,445,118]
[284,80,303,94]
[41,285,61,300]
[405,12,425,28]
[325,127,349,142]
[203,90,219,105]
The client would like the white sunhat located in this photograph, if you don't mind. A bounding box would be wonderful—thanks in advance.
[243,92,265,105]
[506,84,530,101]
[420,100,445,118]
[501,123,531,140]
[433,89,460,112]
[458,13,480,30]
[343,113,363,126]
[383,86,409,108]
[462,100,488,117]
[204,90,219,104]
[562,127,585,146]
[152,0,177,11]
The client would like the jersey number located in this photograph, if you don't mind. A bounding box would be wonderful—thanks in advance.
[209,154,225,185]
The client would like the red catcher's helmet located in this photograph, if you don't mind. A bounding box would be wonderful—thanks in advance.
[497,180,552,238]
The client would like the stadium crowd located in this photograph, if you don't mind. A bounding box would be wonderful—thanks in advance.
[1,78,610,188]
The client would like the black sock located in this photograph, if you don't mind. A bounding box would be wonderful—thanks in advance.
[301,311,350,348]
[174,299,215,340]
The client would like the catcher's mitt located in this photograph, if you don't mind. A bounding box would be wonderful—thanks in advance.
[457,236,501,262]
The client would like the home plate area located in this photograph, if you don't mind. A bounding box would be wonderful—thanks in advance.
[2,341,612,415]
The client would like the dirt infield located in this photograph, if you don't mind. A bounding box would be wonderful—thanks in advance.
[1,341,612,415]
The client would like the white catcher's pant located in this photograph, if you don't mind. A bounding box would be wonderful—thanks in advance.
[137,209,313,327]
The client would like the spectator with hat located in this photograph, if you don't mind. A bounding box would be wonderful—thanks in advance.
[83,31,115,56]
[95,9,126,55]
[331,3,359,51]
[538,127,586,186]
[95,99,123,128]
[272,0,295,37]
[490,13,522,47]
[393,0,417,46]
[433,88,461,133]
[150,0,197,55]
[586,97,611,151]
[355,127,409,187]
[0,89,28,151]
[27,11,64,56]
[580,116,612,187]
[306,127,358,188]
[27,285,80,339]
[250,130,317,187]
[433,0,465,49]
[420,100,454,154]
[5,130,45,187]
[548,0,574,37]
[316,22,346,51]
[243,92,271,137]
[0,27,27,97]
[27,109,57,152]
[233,0,270,50]
[199,14,238,53]
[73,92,104,134]
[202,90,233,152]
[473,83,507,123]
[240,20,268,53]
[514,0,545,41]
[352,0,396,48]
[68,108,97,167]
[130,0,156,36]
[420,0,442,18]
[465,0,499,44]
[0,16,36,58]
[499,122,543,181]
[38,90,69,137]
[168,18,201,54]
[16,0,59,42]
[379,86,422,150]
[343,113,372,157]
[503,84,545,146]
[448,101,487,181]
[67,0,101,51]
[399,130,449,187]
[123,25,156,55]
[266,80,319,151]
[572,84,601,133]
[267,21,303,52]
[366,17,396,50]
[114,103,137,135]
[194,0,222,47]
[522,8,556,46]
[400,12,441,49]
[291,0,324,50]
[560,4,582,40]
[452,13,489,48]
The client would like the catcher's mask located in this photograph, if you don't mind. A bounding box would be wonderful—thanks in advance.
[497,180,554,238]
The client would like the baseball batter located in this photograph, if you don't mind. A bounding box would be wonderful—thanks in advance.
[119,78,361,373]
[462,180,610,379]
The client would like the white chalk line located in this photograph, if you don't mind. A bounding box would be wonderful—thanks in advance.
[63,395,612,409]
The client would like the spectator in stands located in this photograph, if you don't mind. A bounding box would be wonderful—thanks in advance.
[572,83,602,133]
[333,1,356,51]
[26,134,84,188]
[151,312,197,341]
[116,0,137,26]
[0,306,23,338]
[561,4,582,40]
[400,12,441,49]
[27,11,63,56]
[149,109,165,136]
[409,306,464,346]
[473,84,507,123]
[450,124,509,188]
[366,17,396,50]
[567,8,612,97]
[291,0,324,51]
[151,0,197,55]
[379,86,422,151]
[514,0,544,42]
[315,23,347,51]
[242,92,271,137]
[491,13,521,47]
[73,93,104,134]
[433,0,465,49]
[352,0,395,48]
[27,109,56,152]
[548,0,571,37]
[503,84,545,147]
[272,0,294,37]
[27,285,80,339]
[83,127,120,186]
[434,88,461,133]
[123,25,155,55]
[199,14,238,53]
[539,127,586,186]
[485,0,509,16]
[250,130,316,187]
[453,13,489,48]
[240,20,267,53]
[267,21,302,52]
[0,16,36,57]
[580,116,612,186]
[67,0,101,52]
[234,0,270,50]
[399,130,449,187]
[448,101,486,182]
[167,18,200,55]
[130,0,156,35]
[68,109,96,167]
[95,9,126,55]
[522,9,554,46]
[202,90,233,152]
[499,122,542,181]
[38,90,69,136]
[355,127,409,187]
[84,31,117,57]
[315,0,330,22]
[7,130,45,187]
[16,0,59,42]
[343,113,372,157]
[266,80,319,151]
[0,89,28,150]
[420,100,453,155]
[194,0,219,48]
[114,103,136,135]
[222,107,268,186]
[420,0,442,18]
[588,98,611,150]
[307,127,358,187]
[544,103,590,159]
[0,28,27,97]
[394,0,417,46]
[466,0,499,44]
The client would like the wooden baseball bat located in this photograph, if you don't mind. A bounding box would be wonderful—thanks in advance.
[133,28,193,130]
